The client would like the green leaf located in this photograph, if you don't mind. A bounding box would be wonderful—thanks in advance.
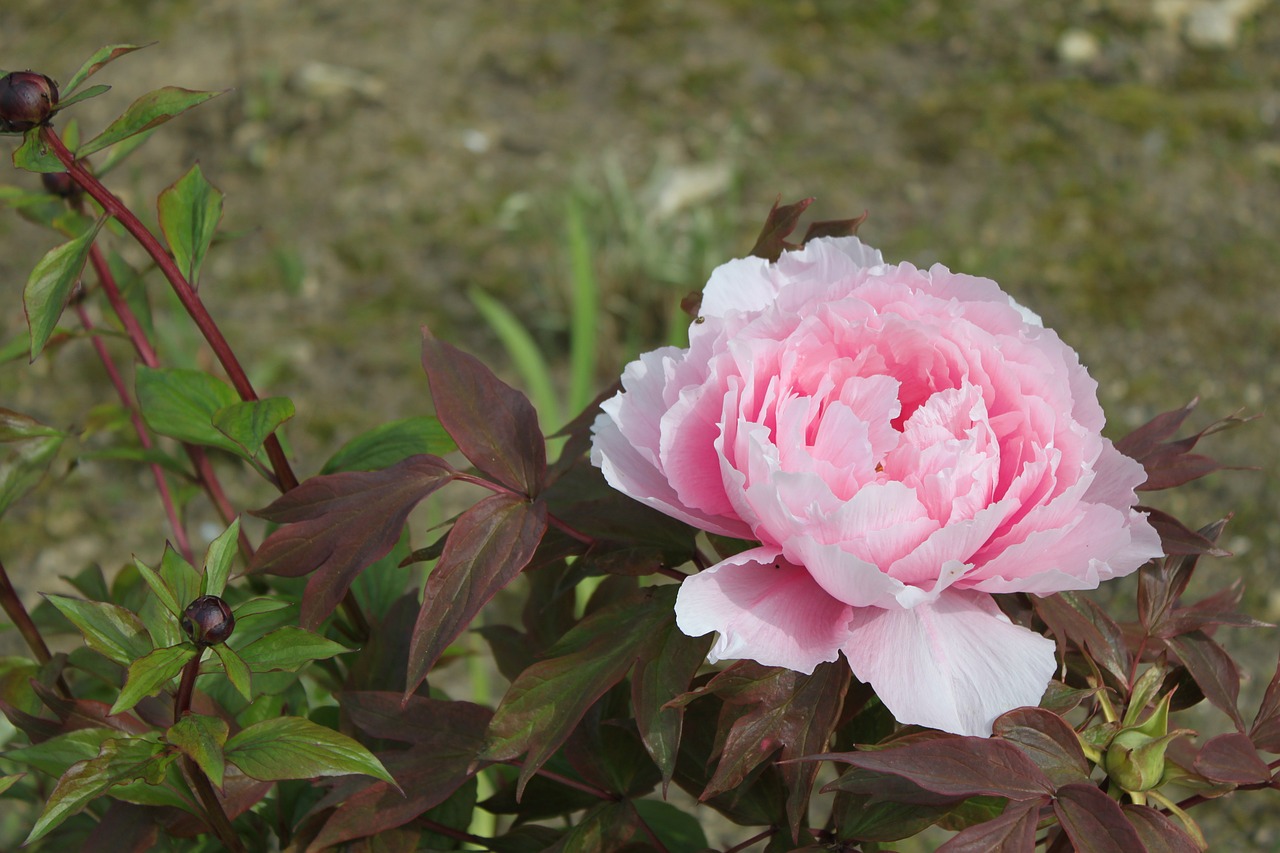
[0,774,21,796]
[12,130,64,173]
[157,163,223,287]
[481,585,674,798]
[3,727,117,776]
[211,397,295,459]
[224,716,394,784]
[212,643,252,701]
[166,714,228,789]
[62,43,153,96]
[55,83,111,111]
[236,626,351,673]
[321,416,458,474]
[25,736,169,844]
[23,219,105,358]
[159,544,202,620]
[565,197,599,415]
[201,517,241,597]
[110,644,198,715]
[78,87,224,158]
[633,622,713,788]
[0,409,65,517]
[43,594,152,666]
[631,799,708,853]
[134,365,239,454]
[132,556,183,620]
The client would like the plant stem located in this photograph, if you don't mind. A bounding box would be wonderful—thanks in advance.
[174,650,245,852]
[74,300,195,562]
[0,558,54,665]
[41,125,298,493]
[723,828,775,853]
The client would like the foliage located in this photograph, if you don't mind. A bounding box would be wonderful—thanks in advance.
[0,46,1274,853]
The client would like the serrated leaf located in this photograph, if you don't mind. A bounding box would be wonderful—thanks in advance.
[212,642,252,701]
[201,516,240,597]
[62,43,152,96]
[23,219,104,358]
[43,594,152,666]
[110,644,198,715]
[481,586,675,798]
[212,397,295,459]
[157,163,223,287]
[633,623,713,788]
[421,327,546,496]
[0,410,65,517]
[1052,782,1145,852]
[237,626,351,672]
[321,416,458,474]
[248,454,455,628]
[224,716,394,784]
[822,736,1055,801]
[135,365,240,453]
[166,713,228,788]
[405,494,547,694]
[935,798,1041,852]
[78,87,224,158]
[993,707,1090,788]
[25,736,169,844]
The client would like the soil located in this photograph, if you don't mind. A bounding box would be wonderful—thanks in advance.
[1,1,1278,848]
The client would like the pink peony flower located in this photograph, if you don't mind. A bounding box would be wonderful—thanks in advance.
[590,236,1163,737]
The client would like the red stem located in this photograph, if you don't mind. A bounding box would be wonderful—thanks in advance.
[0,558,54,665]
[74,300,195,562]
[41,125,298,493]
[723,828,775,853]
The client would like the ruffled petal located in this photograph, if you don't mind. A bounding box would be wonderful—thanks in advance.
[675,547,852,674]
[840,590,1057,737]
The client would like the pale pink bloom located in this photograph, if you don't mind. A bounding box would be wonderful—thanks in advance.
[591,237,1162,737]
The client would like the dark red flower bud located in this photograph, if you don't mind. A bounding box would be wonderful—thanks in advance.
[41,171,80,200]
[0,71,59,132]
[181,595,235,647]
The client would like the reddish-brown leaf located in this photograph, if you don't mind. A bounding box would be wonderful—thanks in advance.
[1167,631,1245,730]
[1052,782,1145,852]
[307,693,492,851]
[700,662,849,838]
[1193,732,1272,785]
[993,707,1090,789]
[801,211,868,244]
[1121,804,1202,853]
[820,736,1054,801]
[1137,519,1229,635]
[749,196,814,261]
[1249,654,1280,753]
[404,494,547,696]
[1114,400,1199,460]
[421,327,545,496]
[1158,583,1271,639]
[249,454,455,628]
[1035,593,1131,687]
[936,798,1042,853]
[1140,507,1227,557]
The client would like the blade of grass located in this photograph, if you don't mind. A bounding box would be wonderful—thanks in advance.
[565,198,598,415]
[469,288,562,429]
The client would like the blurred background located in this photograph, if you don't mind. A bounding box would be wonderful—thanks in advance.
[1,0,1277,847]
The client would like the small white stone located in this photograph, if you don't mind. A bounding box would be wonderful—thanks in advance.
[1057,29,1101,65]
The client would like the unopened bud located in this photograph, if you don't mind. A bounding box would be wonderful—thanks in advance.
[41,171,80,200]
[0,71,59,132]
[181,595,235,647]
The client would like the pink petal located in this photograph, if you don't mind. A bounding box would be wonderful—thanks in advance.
[841,590,1058,736]
[675,547,852,674]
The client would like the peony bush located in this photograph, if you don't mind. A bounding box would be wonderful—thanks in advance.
[0,46,1276,853]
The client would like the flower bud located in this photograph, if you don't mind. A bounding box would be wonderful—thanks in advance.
[181,595,235,647]
[0,71,59,131]
[1102,690,1192,793]
[41,171,80,200]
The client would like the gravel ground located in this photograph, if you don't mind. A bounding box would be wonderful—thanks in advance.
[2,1,1278,848]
